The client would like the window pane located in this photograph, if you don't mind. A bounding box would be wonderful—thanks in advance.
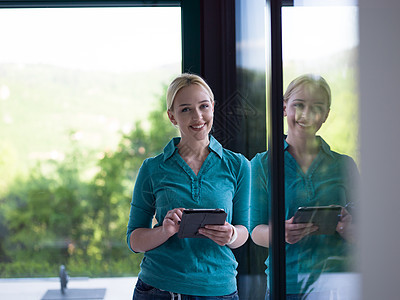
[282,5,359,160]
[235,0,268,298]
[281,4,360,299]
[0,6,181,298]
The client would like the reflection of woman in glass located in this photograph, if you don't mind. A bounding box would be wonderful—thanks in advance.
[127,73,250,300]
[251,74,358,299]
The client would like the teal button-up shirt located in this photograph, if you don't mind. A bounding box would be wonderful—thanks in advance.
[127,135,250,296]
[250,137,359,294]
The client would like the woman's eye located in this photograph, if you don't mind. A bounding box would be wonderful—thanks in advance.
[312,106,323,112]
[181,108,189,112]
[200,104,209,109]
[294,103,303,108]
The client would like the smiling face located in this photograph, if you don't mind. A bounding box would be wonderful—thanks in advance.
[167,84,214,142]
[284,84,330,138]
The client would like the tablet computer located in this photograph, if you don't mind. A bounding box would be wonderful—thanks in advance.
[177,209,227,239]
[293,205,342,235]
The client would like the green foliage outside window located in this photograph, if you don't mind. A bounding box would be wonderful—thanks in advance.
[0,58,358,279]
[0,88,178,278]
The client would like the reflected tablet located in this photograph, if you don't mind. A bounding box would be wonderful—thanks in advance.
[177,209,227,239]
[293,205,342,235]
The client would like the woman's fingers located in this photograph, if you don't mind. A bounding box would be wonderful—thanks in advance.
[285,219,318,244]
[162,208,185,236]
[164,208,184,225]
[198,222,233,245]
[336,208,355,242]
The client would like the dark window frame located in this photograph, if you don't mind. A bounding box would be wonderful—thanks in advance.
[0,1,287,299]
[267,0,286,299]
[0,0,180,8]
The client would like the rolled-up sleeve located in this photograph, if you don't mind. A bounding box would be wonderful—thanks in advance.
[231,156,251,230]
[250,152,269,234]
[126,159,155,252]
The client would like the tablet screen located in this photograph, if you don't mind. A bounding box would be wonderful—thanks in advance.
[293,205,342,235]
[177,209,227,239]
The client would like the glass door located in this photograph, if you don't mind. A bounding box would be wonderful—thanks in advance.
[249,1,360,299]
[0,5,181,299]
[281,1,359,299]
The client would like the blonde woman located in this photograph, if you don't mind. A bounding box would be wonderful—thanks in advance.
[251,74,358,299]
[127,73,250,299]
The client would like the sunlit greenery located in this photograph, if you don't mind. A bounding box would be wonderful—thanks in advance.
[0,48,358,278]
[0,86,178,278]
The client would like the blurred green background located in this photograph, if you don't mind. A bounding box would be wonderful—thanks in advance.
[0,45,358,278]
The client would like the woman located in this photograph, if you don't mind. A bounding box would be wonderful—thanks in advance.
[250,74,359,299]
[127,73,250,299]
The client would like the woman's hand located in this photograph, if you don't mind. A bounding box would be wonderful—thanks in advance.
[336,207,355,243]
[130,207,184,252]
[285,217,319,244]
[198,221,234,246]
[162,208,184,238]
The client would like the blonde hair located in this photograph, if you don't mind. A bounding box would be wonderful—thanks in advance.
[166,73,214,111]
[283,74,331,108]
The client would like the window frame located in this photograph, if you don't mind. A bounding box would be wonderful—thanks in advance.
[0,0,258,289]
[0,0,180,8]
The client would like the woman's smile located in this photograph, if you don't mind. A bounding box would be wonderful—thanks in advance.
[190,123,206,130]
[296,121,312,128]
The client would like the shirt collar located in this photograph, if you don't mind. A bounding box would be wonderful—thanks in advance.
[283,138,290,151]
[163,137,181,161]
[318,136,335,158]
[163,135,223,161]
[283,136,334,158]
[209,135,223,158]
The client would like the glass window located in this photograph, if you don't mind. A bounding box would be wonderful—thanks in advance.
[282,4,359,159]
[235,0,268,297]
[249,1,360,299]
[0,6,181,298]
[281,3,360,299]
